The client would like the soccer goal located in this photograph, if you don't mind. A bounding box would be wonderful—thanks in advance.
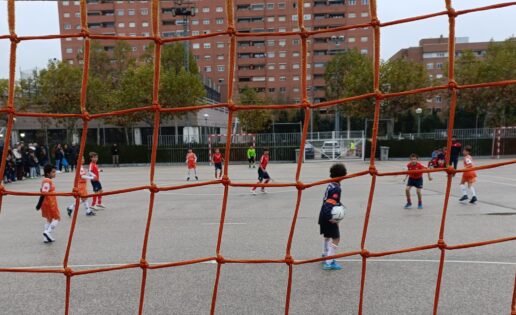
[306,131,365,161]
[492,126,516,158]
[208,133,255,164]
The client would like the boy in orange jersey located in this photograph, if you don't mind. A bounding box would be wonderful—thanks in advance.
[89,152,106,210]
[37,164,60,243]
[459,145,478,204]
[403,153,432,209]
[212,148,224,179]
[66,162,96,217]
[186,148,198,181]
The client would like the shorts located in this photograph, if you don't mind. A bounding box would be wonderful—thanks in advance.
[258,168,270,181]
[214,162,222,170]
[248,157,255,163]
[91,180,103,192]
[319,220,340,239]
[407,178,423,189]
[461,171,477,184]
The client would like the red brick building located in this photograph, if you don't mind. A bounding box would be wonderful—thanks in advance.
[58,0,373,103]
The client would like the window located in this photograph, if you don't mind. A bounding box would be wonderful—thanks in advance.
[349,37,356,43]
[68,60,74,65]
[267,3,274,9]
[360,36,368,42]
[251,4,264,10]
[279,87,286,93]
[117,9,124,16]
[293,76,300,81]
[64,13,70,18]
[348,12,356,18]
[292,15,298,21]
[292,52,300,57]
[192,31,200,36]
[267,52,275,58]
[132,47,137,52]
[268,88,275,93]
[141,8,149,15]
[66,48,73,54]
[217,54,224,60]
[76,24,81,30]
[191,19,199,25]
[204,55,211,61]
[349,0,357,4]
[65,37,72,41]
[64,23,72,30]
[278,16,286,22]
[129,22,136,28]
[436,74,444,79]
[278,27,286,32]
[435,96,442,103]
[267,63,275,70]
[362,0,369,4]
[142,32,150,37]
[204,66,212,72]
[279,39,286,47]
[128,9,135,16]
[293,63,300,69]
[268,77,275,82]
[63,1,69,5]
[217,65,225,72]
[142,22,149,27]
[279,63,286,70]
[278,3,286,9]
[216,19,224,25]
[436,63,443,69]
[118,22,125,28]
[426,63,434,69]
[293,87,300,92]
[216,6,223,12]
[192,43,200,49]
[204,43,211,49]
[203,19,210,25]
[279,77,286,81]
[304,14,312,20]
[202,7,210,13]
[267,40,275,46]
[360,48,368,54]
[267,16,275,22]
[129,33,137,37]
[361,12,369,17]
[217,42,224,48]
[279,51,287,57]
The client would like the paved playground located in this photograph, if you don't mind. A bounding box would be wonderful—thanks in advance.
[0,158,514,314]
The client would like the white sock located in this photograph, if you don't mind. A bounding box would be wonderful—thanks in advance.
[460,184,468,196]
[322,239,330,256]
[326,242,338,264]
[44,223,50,233]
[470,187,476,197]
[68,203,74,209]
[50,219,59,231]
[82,200,90,213]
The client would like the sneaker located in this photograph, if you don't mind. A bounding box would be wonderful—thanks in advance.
[469,196,477,204]
[459,195,469,202]
[86,211,96,216]
[261,189,266,193]
[330,260,343,270]
[418,203,423,209]
[322,262,333,270]
[43,231,54,242]
[67,206,73,217]
[96,204,106,209]
[90,205,99,211]
[187,177,190,181]
[404,203,412,209]
[251,189,257,195]
[195,176,199,180]
[43,237,50,243]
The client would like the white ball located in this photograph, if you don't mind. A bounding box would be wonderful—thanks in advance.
[331,205,347,222]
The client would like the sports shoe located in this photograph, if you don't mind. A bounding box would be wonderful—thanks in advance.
[261,189,266,193]
[459,195,469,202]
[96,204,106,209]
[404,203,412,209]
[67,206,73,217]
[43,231,54,242]
[251,189,257,195]
[86,211,96,216]
[418,203,423,209]
[330,260,343,270]
[469,196,477,204]
[322,262,333,270]
[195,176,198,180]
[90,205,99,211]
[187,177,190,181]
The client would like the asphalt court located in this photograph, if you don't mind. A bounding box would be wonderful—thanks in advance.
[0,158,514,314]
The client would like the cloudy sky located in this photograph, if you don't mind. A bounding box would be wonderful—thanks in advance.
[0,0,514,79]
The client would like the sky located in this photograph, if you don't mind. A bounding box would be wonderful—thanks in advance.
[0,0,514,79]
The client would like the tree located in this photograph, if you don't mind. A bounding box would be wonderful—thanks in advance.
[237,87,271,133]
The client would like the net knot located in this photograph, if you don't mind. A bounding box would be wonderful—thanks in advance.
[437,240,447,249]
[216,255,225,264]
[153,37,163,45]
[370,18,381,28]
[72,187,80,198]
[447,8,458,18]
[63,267,73,277]
[149,184,159,194]
[374,89,384,100]
[9,33,20,44]
[295,181,305,191]
[221,176,231,186]
[446,166,456,175]
[139,259,149,269]
[151,102,161,112]
[368,166,377,176]
[226,26,236,36]
[448,80,458,90]
[0,185,6,196]
[80,29,90,38]
[284,255,294,265]
[82,112,91,122]
[299,28,310,39]
[5,107,15,115]
[301,100,311,109]
[361,250,371,258]
[227,101,237,112]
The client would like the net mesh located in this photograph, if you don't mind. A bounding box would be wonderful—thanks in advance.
[1,0,516,314]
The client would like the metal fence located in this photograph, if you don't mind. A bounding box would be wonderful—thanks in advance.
[395,128,516,140]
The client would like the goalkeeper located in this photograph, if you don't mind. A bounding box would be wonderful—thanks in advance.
[247,145,256,168]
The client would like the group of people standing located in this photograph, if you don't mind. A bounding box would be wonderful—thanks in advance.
[4,142,49,183]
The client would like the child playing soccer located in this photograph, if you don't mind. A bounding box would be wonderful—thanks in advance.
[319,163,347,271]
[403,153,432,209]
[247,145,256,168]
[89,152,105,210]
[66,163,96,217]
[37,164,60,243]
[186,148,198,181]
[212,148,223,179]
[459,145,478,204]
[251,149,270,194]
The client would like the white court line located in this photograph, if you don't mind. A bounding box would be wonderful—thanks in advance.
[160,189,297,196]
[482,174,516,182]
[480,179,516,188]
[3,258,515,270]
[201,222,247,225]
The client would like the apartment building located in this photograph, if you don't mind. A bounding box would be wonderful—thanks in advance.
[58,0,373,103]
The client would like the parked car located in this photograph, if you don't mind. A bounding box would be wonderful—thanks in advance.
[304,142,315,159]
[321,140,341,158]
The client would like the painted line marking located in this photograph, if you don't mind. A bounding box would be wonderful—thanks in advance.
[200,222,247,225]
[3,259,515,270]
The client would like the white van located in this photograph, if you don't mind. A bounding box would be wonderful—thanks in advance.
[321,140,341,157]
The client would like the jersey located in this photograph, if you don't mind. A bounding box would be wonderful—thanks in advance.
[89,162,100,181]
[462,154,477,182]
[451,141,462,158]
[186,152,197,169]
[259,154,269,170]
[247,148,256,159]
[40,178,60,221]
[212,152,223,164]
[319,182,341,223]
[407,162,425,179]
[463,154,474,168]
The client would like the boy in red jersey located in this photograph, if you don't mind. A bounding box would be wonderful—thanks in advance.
[212,148,223,179]
[459,145,478,204]
[251,149,270,194]
[89,152,105,210]
[403,153,432,209]
[186,148,198,181]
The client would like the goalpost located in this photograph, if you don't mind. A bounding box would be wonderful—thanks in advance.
[208,133,255,165]
[492,126,516,158]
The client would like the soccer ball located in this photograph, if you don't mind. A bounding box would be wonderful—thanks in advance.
[331,205,347,222]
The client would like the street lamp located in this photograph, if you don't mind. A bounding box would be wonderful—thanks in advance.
[203,113,209,138]
[415,107,423,137]
[330,35,345,136]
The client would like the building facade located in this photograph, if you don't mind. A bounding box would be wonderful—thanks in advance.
[58,0,373,104]
[390,36,494,110]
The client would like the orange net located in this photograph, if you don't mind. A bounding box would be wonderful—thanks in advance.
[1,0,515,314]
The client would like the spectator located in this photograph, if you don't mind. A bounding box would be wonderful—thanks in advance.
[28,147,39,179]
[38,145,49,170]
[54,144,64,172]
[69,143,79,171]
[5,149,16,183]
[111,143,120,167]
[13,143,24,180]
[63,144,71,172]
